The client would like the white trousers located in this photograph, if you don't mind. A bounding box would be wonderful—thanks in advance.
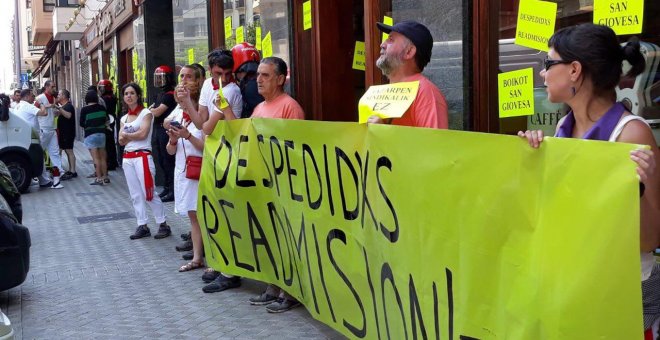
[39,129,62,182]
[123,155,166,226]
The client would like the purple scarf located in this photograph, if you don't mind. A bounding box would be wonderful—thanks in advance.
[555,102,625,141]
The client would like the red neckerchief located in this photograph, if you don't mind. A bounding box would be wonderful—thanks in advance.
[212,78,219,91]
[182,112,191,123]
[44,92,54,104]
[127,104,144,116]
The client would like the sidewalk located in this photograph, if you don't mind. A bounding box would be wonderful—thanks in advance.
[0,141,343,339]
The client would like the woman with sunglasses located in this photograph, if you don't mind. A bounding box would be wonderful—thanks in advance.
[519,23,660,334]
[118,82,171,240]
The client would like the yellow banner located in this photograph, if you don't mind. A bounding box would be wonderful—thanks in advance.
[199,119,642,340]
[515,0,557,51]
[352,41,366,71]
[594,0,644,35]
[498,68,535,118]
[358,81,419,123]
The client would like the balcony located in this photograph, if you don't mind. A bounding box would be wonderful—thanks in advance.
[53,6,84,40]
[31,0,54,46]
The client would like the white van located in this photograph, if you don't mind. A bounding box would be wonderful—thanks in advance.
[0,109,44,193]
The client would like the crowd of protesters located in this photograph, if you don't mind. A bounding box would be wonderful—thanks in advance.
[3,20,659,334]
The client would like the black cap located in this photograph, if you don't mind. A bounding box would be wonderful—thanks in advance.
[376,20,433,70]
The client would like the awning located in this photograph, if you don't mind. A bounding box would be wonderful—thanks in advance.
[31,39,60,78]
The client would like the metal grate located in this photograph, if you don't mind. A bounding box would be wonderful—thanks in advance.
[76,212,134,224]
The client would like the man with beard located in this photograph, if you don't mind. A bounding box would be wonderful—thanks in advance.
[369,20,448,129]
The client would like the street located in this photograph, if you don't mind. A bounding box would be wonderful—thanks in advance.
[0,141,343,339]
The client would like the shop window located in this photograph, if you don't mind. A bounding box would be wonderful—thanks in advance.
[43,0,55,12]
[172,0,209,67]
[382,0,467,130]
[496,0,660,140]
[225,0,292,91]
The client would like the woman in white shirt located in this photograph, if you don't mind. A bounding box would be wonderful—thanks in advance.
[118,82,171,240]
[165,66,205,272]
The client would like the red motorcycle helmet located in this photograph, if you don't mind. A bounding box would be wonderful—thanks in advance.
[153,65,175,88]
[97,79,113,94]
[231,42,260,73]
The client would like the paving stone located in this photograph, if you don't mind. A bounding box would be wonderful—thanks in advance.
[0,141,344,339]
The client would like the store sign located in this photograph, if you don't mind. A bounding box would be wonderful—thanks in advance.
[498,68,535,118]
[593,0,644,35]
[515,0,557,52]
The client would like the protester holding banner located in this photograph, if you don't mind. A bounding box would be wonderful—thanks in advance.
[118,83,172,240]
[164,65,206,272]
[518,23,660,334]
[368,20,448,129]
[240,56,305,313]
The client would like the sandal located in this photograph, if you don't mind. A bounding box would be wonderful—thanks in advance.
[179,261,204,272]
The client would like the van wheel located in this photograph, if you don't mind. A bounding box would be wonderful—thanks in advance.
[2,154,31,193]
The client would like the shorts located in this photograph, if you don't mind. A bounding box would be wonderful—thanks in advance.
[84,133,106,149]
[58,133,74,149]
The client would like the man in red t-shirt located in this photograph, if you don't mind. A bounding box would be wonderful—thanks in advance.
[368,20,448,129]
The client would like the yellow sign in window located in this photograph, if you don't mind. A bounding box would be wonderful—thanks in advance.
[188,48,194,65]
[382,16,393,43]
[236,25,244,44]
[594,0,644,35]
[303,1,312,31]
[256,26,262,50]
[224,17,232,38]
[262,32,273,58]
[515,0,557,52]
[352,41,366,71]
[498,68,535,118]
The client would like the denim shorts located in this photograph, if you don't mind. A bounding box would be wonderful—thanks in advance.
[84,133,106,149]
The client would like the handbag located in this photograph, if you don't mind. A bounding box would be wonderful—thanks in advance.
[180,124,202,180]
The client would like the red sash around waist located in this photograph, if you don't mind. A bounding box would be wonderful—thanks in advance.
[124,150,154,201]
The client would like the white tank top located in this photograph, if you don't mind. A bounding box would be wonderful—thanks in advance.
[608,114,655,281]
[121,108,153,152]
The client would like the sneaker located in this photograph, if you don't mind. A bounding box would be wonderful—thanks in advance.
[180,232,191,241]
[202,275,241,293]
[71,172,78,178]
[154,223,171,239]
[249,292,279,306]
[86,173,96,178]
[265,298,301,313]
[182,251,193,260]
[202,268,220,283]
[61,172,74,181]
[31,178,39,186]
[175,240,193,252]
[51,180,64,189]
[129,225,151,240]
[103,178,110,184]
[39,181,53,188]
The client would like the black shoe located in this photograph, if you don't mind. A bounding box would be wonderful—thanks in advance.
[160,192,174,203]
[182,251,193,260]
[130,225,151,240]
[202,275,241,293]
[249,292,279,306]
[154,223,171,239]
[158,188,170,198]
[61,172,74,181]
[71,172,78,178]
[202,269,220,283]
[180,232,191,241]
[265,298,301,313]
[39,181,53,188]
[176,240,193,252]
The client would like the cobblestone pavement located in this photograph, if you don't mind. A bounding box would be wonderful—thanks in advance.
[0,142,344,339]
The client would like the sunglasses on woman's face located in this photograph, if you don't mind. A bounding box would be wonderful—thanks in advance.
[544,57,571,70]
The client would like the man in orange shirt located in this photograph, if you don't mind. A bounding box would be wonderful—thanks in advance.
[368,20,448,129]
[251,57,305,120]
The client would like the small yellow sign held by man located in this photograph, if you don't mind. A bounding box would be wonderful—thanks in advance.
[352,41,366,71]
[358,81,420,123]
[303,1,312,30]
[515,0,557,51]
[498,68,535,118]
[593,0,644,35]
[262,32,273,57]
